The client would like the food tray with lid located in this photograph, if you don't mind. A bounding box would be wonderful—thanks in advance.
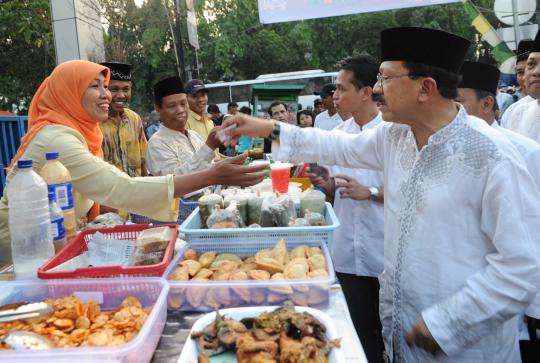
[164,238,335,312]
[0,277,168,363]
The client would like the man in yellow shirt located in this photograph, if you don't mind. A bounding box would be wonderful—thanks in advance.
[99,62,148,177]
[185,79,219,157]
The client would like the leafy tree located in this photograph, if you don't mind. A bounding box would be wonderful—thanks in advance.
[0,0,55,113]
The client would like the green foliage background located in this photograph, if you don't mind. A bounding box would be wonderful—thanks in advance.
[0,0,513,114]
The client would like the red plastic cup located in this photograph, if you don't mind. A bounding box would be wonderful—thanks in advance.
[270,163,292,193]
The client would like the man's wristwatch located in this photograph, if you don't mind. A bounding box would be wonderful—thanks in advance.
[368,186,379,201]
[267,122,281,141]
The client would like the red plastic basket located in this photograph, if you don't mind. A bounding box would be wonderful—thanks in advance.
[37,224,178,279]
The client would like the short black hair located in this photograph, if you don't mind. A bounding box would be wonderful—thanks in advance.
[227,102,238,109]
[338,54,380,91]
[403,62,462,99]
[268,101,287,116]
[297,109,314,123]
[239,106,252,115]
[473,89,499,113]
[207,104,220,113]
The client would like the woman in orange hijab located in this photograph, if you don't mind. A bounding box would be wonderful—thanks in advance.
[0,60,265,264]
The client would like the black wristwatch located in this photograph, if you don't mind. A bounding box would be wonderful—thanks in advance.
[368,186,379,201]
[267,122,281,141]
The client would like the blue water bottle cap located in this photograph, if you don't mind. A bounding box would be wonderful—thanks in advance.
[17,159,33,168]
[45,152,59,160]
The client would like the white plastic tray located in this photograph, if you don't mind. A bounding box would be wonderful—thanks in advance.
[177,306,346,363]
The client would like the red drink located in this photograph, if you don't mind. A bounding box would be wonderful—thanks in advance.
[270,163,292,193]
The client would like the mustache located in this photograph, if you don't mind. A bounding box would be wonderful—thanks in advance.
[372,94,384,103]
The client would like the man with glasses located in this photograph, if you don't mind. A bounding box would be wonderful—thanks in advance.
[221,27,540,363]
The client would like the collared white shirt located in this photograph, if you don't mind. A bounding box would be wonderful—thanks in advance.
[146,124,214,176]
[272,106,540,362]
[329,114,384,277]
[314,110,343,131]
[491,120,540,320]
[500,95,534,128]
[504,99,540,143]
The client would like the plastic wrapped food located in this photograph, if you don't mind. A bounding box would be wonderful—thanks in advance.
[259,194,296,227]
[129,250,164,266]
[206,202,244,229]
[224,192,250,225]
[288,217,310,227]
[198,193,224,228]
[304,209,326,226]
[135,226,172,253]
[300,188,326,217]
[247,190,265,225]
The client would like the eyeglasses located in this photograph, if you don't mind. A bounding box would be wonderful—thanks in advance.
[376,73,418,87]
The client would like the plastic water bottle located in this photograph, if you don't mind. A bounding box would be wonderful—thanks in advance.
[7,159,54,279]
[40,152,77,241]
[48,191,67,253]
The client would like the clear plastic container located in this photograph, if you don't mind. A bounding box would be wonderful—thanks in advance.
[48,190,67,253]
[7,159,54,279]
[0,277,168,363]
[39,152,77,241]
[165,239,336,312]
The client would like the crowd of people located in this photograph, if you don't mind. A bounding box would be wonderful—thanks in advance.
[1,24,540,363]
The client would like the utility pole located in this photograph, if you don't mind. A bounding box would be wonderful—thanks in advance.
[511,0,520,47]
[174,0,187,81]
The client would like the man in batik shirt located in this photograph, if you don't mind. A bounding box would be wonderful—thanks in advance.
[99,62,148,177]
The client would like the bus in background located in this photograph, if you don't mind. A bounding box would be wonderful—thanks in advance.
[205,69,337,117]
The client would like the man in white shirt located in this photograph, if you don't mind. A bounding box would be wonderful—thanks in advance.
[500,40,535,127]
[146,76,219,177]
[313,83,344,130]
[505,31,540,144]
[221,27,540,363]
[456,60,540,362]
[310,54,385,363]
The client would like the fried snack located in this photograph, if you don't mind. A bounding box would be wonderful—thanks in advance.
[198,352,211,363]
[179,259,202,277]
[0,295,149,350]
[230,271,250,304]
[214,253,243,264]
[170,266,190,281]
[290,245,308,259]
[194,268,213,279]
[198,251,217,268]
[271,239,290,266]
[305,246,323,258]
[308,269,329,279]
[268,273,294,295]
[287,258,310,273]
[236,332,278,363]
[239,262,258,272]
[187,278,209,307]
[308,254,326,271]
[184,249,198,261]
[284,262,308,280]
[248,270,271,280]
[255,257,284,274]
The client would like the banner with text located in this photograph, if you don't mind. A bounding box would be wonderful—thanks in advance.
[258,0,461,24]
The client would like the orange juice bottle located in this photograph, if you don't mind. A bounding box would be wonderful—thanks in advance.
[40,152,77,241]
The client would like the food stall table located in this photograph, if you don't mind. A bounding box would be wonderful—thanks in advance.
[151,284,367,363]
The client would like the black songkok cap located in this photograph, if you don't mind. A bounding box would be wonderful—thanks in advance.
[516,40,534,62]
[459,61,500,95]
[530,30,540,53]
[100,62,131,81]
[380,27,471,73]
[154,77,185,104]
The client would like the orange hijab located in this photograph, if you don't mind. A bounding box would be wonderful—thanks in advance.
[8,60,110,220]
